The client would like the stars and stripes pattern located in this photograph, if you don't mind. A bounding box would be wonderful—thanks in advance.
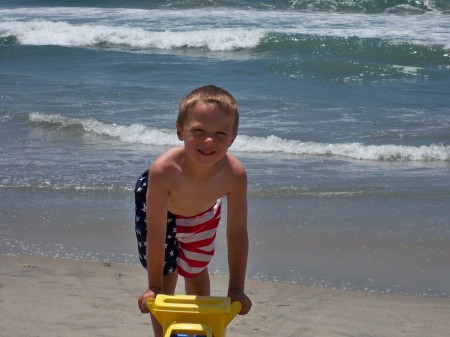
[134,170,178,275]
[175,199,222,278]
[134,169,221,278]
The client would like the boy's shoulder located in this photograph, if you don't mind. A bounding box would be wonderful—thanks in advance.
[149,148,183,175]
[225,152,246,174]
[222,153,247,188]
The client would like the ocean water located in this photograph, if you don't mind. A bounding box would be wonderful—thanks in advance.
[1,0,449,297]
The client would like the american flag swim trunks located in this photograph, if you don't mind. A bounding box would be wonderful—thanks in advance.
[134,170,222,278]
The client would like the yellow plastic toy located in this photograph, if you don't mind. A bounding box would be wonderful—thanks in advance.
[146,295,242,337]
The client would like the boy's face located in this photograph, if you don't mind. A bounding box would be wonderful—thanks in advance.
[176,101,236,166]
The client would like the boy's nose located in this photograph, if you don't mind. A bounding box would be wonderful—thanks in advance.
[203,134,215,143]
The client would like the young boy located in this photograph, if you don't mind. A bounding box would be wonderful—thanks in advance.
[135,85,252,337]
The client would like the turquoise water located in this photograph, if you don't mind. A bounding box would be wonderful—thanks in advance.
[1,0,449,297]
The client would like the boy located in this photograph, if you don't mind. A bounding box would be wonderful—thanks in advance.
[135,85,252,337]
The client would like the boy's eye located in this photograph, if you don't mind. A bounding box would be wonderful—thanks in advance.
[193,129,205,136]
[191,129,228,139]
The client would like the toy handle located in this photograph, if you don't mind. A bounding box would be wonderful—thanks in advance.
[146,297,156,312]
[230,300,242,316]
[226,300,242,325]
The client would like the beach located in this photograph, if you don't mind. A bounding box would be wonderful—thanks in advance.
[1,2,450,336]
[2,254,450,337]
[1,1,449,297]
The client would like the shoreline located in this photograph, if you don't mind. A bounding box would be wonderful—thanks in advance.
[2,254,450,337]
[2,187,449,298]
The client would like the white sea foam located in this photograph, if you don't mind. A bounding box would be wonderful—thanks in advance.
[0,20,264,51]
[28,112,181,147]
[1,7,449,50]
[234,135,449,161]
[28,113,450,162]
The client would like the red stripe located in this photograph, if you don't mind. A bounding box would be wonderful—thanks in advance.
[178,251,212,268]
[178,235,216,253]
[176,217,220,234]
[179,240,214,254]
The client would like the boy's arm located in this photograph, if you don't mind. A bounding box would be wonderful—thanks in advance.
[226,168,252,315]
[138,164,170,313]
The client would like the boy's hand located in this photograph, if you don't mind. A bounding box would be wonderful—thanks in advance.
[137,287,159,313]
[228,289,252,315]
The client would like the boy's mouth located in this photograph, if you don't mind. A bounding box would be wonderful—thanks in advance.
[198,149,216,156]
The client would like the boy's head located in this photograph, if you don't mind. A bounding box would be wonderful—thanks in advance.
[177,85,239,135]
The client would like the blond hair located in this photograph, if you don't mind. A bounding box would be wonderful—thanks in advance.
[177,85,239,133]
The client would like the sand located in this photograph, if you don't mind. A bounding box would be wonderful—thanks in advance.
[2,254,450,337]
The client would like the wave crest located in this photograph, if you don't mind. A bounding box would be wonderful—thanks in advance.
[29,113,449,162]
[235,135,449,161]
[0,20,265,51]
[28,112,180,146]
[2,6,449,51]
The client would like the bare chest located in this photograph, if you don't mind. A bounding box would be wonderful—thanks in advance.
[167,175,229,216]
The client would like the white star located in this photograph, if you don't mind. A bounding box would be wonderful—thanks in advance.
[136,187,143,193]
[141,203,146,213]
[169,250,174,257]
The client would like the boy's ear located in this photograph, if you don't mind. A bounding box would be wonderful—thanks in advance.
[176,123,183,141]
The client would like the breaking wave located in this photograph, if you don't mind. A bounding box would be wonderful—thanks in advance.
[29,112,450,161]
